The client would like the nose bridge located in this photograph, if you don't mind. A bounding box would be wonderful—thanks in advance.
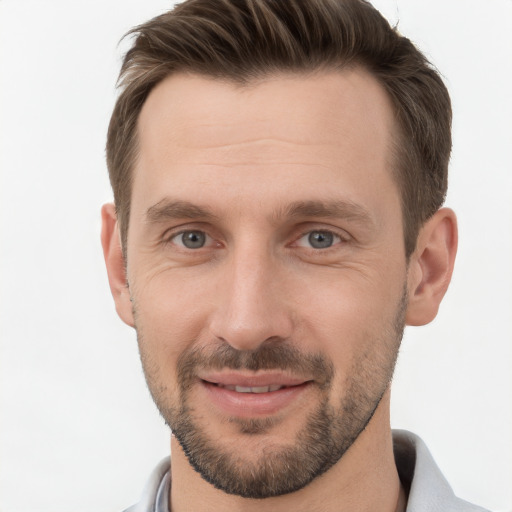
[210,237,292,350]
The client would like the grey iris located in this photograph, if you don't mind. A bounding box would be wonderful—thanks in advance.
[308,231,333,249]
[182,231,206,249]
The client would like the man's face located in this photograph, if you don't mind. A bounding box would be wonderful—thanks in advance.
[125,70,409,498]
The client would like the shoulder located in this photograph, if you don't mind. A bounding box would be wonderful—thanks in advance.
[122,457,171,512]
[393,430,490,512]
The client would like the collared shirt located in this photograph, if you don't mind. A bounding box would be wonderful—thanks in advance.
[123,430,490,512]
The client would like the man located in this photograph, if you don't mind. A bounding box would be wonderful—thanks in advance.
[100,1,488,511]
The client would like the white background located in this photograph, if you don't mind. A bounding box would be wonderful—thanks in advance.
[0,1,511,511]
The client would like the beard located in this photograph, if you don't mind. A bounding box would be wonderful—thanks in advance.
[135,287,408,499]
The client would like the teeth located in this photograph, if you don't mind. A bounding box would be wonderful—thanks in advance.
[218,384,284,393]
[236,386,254,393]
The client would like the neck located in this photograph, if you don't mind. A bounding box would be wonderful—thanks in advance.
[169,390,405,512]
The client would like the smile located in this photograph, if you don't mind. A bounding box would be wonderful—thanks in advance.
[213,383,287,393]
[198,373,314,417]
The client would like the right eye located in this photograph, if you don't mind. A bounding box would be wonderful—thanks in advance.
[294,229,344,250]
[170,230,210,249]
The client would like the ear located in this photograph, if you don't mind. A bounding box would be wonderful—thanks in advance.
[405,208,458,326]
[100,203,135,327]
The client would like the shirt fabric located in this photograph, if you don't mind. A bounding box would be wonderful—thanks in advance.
[123,430,490,512]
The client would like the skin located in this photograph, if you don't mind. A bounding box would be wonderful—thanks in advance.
[102,69,457,512]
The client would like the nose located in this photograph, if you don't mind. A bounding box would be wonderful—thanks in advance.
[209,244,294,351]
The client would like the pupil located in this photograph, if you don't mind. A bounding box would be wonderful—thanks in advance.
[308,231,333,249]
[182,231,206,249]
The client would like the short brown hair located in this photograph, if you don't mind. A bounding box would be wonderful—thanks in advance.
[106,0,452,258]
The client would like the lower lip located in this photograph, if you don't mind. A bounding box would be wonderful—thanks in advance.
[201,381,312,417]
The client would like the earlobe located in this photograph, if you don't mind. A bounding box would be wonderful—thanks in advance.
[405,208,458,326]
[100,203,135,327]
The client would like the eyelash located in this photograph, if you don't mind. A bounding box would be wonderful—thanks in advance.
[162,226,350,252]
[293,229,348,250]
[164,229,215,249]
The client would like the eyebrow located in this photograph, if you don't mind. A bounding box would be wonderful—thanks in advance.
[145,199,218,223]
[279,200,374,225]
[145,198,374,226]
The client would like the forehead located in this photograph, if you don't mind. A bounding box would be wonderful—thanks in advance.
[133,69,399,222]
[137,68,395,162]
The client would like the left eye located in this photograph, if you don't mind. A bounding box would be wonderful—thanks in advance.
[171,230,210,249]
[296,230,342,249]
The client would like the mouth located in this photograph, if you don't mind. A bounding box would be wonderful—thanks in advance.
[209,383,293,393]
[198,373,313,417]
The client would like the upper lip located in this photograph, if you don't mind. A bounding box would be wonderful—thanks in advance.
[198,372,311,388]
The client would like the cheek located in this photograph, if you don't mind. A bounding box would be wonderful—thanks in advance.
[134,265,215,329]
[294,270,405,364]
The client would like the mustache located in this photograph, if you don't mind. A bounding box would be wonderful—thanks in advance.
[177,339,335,389]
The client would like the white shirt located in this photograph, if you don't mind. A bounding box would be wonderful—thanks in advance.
[123,430,490,512]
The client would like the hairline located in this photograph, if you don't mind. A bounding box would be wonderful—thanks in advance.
[119,66,416,261]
